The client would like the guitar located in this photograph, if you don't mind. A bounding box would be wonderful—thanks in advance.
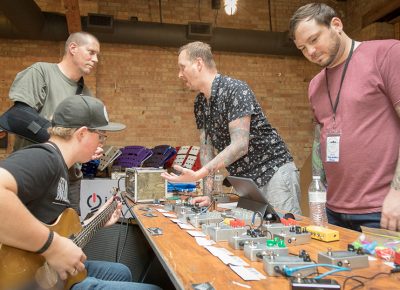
[0,196,119,290]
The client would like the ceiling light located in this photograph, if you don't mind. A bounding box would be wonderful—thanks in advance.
[224,0,238,16]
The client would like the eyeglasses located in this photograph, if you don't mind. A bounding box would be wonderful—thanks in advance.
[88,129,108,143]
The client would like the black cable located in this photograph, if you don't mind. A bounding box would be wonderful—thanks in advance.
[117,215,130,263]
[342,272,391,290]
[115,192,136,262]
[115,216,127,262]
[117,176,126,192]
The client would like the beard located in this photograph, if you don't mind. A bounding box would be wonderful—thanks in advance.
[319,33,341,68]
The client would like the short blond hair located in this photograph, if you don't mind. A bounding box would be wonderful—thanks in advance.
[64,31,99,54]
[179,41,216,69]
[48,127,76,140]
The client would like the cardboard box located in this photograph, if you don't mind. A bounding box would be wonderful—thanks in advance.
[125,168,167,202]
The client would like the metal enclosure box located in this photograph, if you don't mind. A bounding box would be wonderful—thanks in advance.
[125,168,167,202]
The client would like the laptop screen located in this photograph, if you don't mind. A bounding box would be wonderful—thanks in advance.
[226,176,280,221]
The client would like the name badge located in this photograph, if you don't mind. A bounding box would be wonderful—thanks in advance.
[326,134,340,162]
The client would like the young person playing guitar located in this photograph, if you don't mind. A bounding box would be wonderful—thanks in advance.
[0,95,161,290]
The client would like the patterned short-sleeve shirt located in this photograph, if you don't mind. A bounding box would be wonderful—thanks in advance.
[194,74,293,187]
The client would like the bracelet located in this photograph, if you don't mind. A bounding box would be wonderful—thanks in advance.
[35,230,54,254]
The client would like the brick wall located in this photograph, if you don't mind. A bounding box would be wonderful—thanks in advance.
[0,0,397,166]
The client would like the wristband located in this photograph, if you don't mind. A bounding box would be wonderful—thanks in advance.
[35,230,54,254]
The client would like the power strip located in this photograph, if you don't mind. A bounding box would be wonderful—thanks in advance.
[290,277,340,290]
[306,226,339,242]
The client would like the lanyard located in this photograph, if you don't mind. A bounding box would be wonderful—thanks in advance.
[325,40,355,121]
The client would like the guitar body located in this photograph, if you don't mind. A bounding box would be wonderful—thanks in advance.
[0,208,87,290]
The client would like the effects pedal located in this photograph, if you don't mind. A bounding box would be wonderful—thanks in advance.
[306,225,339,242]
[229,233,268,250]
[202,222,219,236]
[290,277,340,290]
[244,239,289,261]
[263,254,315,277]
[208,224,247,242]
[188,212,223,228]
[261,222,292,236]
[274,226,311,246]
[318,248,369,269]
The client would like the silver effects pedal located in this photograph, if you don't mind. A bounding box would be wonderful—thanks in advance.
[273,226,311,246]
[261,222,292,236]
[208,224,247,242]
[318,247,369,269]
[229,233,268,250]
[244,240,289,261]
[188,212,223,228]
[177,207,196,223]
[263,253,315,277]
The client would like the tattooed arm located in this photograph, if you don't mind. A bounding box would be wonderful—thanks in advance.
[191,116,250,206]
[199,128,215,168]
[381,103,400,231]
[312,123,326,184]
[161,116,250,184]
[198,128,216,197]
[201,116,250,176]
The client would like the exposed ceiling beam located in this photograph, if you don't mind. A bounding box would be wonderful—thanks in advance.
[362,0,400,28]
[0,0,44,36]
[64,0,81,33]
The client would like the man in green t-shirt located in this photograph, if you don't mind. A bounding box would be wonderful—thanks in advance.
[5,31,101,214]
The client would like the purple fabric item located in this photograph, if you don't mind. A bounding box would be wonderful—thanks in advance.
[142,145,176,168]
[113,146,153,168]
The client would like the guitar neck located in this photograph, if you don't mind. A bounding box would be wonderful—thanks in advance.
[73,198,118,248]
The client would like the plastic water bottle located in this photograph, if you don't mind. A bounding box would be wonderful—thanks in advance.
[214,171,224,195]
[308,176,328,227]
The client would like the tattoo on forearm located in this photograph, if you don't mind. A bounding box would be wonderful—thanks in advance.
[199,129,214,167]
[204,116,250,175]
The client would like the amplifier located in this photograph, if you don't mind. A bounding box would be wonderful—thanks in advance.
[125,168,167,202]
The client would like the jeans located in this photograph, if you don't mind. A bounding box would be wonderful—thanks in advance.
[326,208,381,232]
[71,261,162,290]
[259,162,302,215]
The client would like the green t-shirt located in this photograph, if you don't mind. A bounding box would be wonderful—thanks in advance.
[9,62,92,150]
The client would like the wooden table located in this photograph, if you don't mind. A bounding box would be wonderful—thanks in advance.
[131,204,400,290]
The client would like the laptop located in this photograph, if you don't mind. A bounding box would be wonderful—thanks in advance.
[227,176,280,222]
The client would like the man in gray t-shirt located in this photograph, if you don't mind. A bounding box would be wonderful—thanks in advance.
[7,31,102,214]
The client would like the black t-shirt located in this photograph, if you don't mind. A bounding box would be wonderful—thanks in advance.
[194,74,293,187]
[0,142,70,224]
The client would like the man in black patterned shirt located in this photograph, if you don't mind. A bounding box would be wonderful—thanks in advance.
[162,41,301,214]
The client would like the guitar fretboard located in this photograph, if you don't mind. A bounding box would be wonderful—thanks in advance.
[73,198,118,248]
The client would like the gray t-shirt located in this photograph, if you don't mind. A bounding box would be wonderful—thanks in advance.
[9,62,91,149]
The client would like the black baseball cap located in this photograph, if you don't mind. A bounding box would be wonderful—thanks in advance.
[0,102,51,143]
[52,95,125,131]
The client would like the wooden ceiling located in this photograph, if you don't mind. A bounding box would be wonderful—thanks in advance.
[64,0,81,33]
[362,0,400,28]
[61,0,400,35]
